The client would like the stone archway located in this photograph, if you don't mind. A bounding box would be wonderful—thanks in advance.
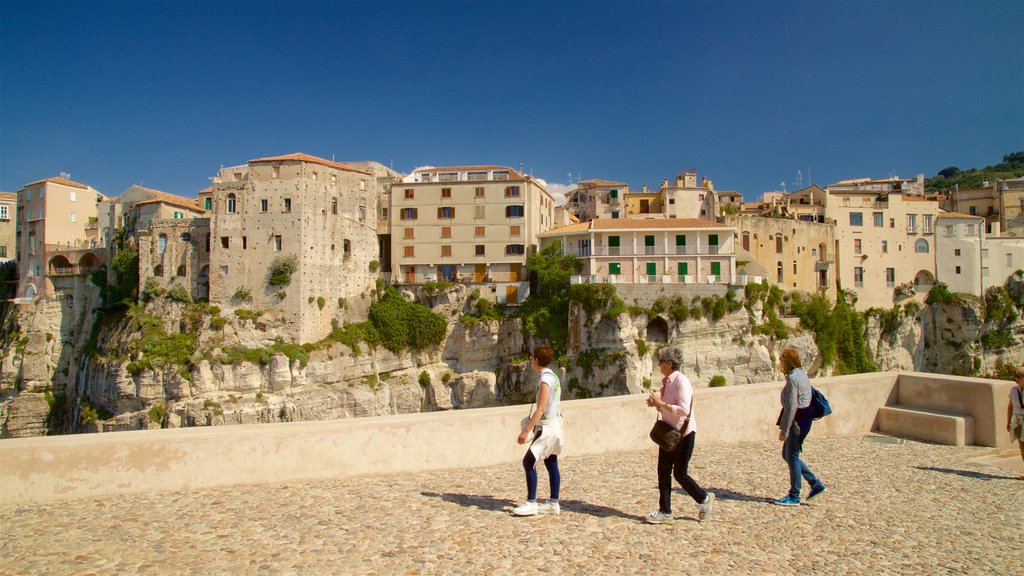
[47,255,73,275]
[646,316,669,343]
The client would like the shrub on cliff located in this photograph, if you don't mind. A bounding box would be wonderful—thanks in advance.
[368,286,446,353]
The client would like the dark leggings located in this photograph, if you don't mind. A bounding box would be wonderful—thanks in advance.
[523,450,560,501]
[657,432,707,513]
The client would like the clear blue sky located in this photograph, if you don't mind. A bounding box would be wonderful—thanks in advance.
[2,1,1021,201]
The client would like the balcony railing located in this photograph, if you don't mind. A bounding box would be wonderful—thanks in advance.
[394,272,523,284]
[571,245,728,257]
[570,273,758,286]
[48,266,101,277]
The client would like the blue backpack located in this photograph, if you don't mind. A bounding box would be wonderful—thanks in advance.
[811,387,832,420]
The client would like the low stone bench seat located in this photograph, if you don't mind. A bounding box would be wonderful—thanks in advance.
[876,405,975,447]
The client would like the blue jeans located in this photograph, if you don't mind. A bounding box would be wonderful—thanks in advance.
[782,418,823,500]
[523,451,559,501]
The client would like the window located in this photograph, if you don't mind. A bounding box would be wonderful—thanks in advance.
[283,198,291,212]
[982,267,990,276]
[955,266,961,274]
[775,235,783,253]
[475,226,485,237]
[438,207,455,219]
[220,266,228,274]
[954,248,961,256]
[1008,253,1014,267]
[711,261,721,276]
[923,214,932,233]
[274,236,282,251]
[677,262,688,276]
[0,246,6,257]
[173,211,183,219]
[331,199,338,215]
[981,249,988,258]
[475,206,485,219]
[611,211,620,219]
[331,174,337,186]
[777,262,784,283]
[475,245,485,256]
[609,262,621,275]
[405,189,415,199]
[441,227,452,238]
[886,268,895,287]
[404,228,415,239]
[608,236,621,255]
[441,245,452,257]
[505,244,525,256]
[475,187,485,198]
[158,234,167,254]
[39,209,44,220]
[854,239,862,254]
[644,235,656,255]
[915,239,929,253]
[359,206,366,221]
[509,225,521,236]
[205,198,212,210]
[312,171,319,181]
[205,233,210,252]
[176,265,186,277]
[506,205,524,218]
[850,212,863,226]
[505,186,521,198]
[854,266,863,287]
[965,224,975,235]
[401,208,418,220]
[907,214,917,233]
[69,191,77,202]
[154,265,164,277]
[227,193,237,214]
[273,166,280,179]
[881,240,888,253]
[242,236,247,250]
[260,199,268,212]
[69,211,76,223]
[221,237,229,249]
[889,218,895,228]
[441,188,452,199]
[969,206,977,215]
[873,212,883,227]
[404,246,415,257]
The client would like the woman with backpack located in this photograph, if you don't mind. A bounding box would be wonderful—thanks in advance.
[1006,366,1024,481]
[775,347,827,506]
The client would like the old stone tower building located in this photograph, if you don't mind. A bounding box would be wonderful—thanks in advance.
[207,153,384,343]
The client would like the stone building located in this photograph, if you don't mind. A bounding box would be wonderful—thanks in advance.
[138,217,212,300]
[726,214,836,299]
[207,153,383,343]
[390,165,556,305]
[565,180,629,222]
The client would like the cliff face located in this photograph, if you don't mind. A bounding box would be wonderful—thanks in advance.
[2,283,1022,438]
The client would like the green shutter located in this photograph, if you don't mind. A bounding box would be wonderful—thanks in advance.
[678,262,688,275]
[609,236,620,247]
[609,262,621,275]
[646,262,657,276]
[709,234,719,245]
[645,235,655,247]
[676,235,686,246]
[711,262,721,275]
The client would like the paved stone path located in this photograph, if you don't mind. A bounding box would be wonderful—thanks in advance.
[2,436,1022,575]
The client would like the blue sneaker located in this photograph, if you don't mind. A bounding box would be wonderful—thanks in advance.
[807,485,827,502]
[774,496,801,507]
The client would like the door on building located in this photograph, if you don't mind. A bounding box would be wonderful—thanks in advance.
[440,264,455,282]
[405,266,416,284]
[710,261,721,280]
[640,199,650,213]
[678,262,688,281]
[709,234,719,254]
[676,234,686,255]
[644,235,656,255]
[646,262,657,281]
[475,264,486,282]
[506,285,519,305]
[608,236,620,256]
[509,263,522,282]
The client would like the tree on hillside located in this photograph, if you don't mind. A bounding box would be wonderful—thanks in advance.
[926,151,1024,192]
[518,240,582,355]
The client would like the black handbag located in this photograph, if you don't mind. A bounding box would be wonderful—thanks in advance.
[649,384,692,451]
[649,420,682,451]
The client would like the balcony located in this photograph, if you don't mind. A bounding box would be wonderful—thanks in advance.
[815,259,834,271]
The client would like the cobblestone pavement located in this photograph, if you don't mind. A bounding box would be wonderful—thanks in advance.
[2,436,1022,575]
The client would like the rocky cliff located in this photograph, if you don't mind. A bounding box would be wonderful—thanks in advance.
[2,281,1022,438]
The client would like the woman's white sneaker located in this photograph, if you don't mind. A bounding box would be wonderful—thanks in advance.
[511,501,539,516]
[645,510,674,524]
[538,501,560,515]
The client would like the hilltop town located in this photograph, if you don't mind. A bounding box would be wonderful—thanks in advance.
[1,152,1022,437]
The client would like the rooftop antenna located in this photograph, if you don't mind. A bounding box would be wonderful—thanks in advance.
[780,181,787,193]
[59,171,71,180]
[796,170,802,189]
[567,172,573,185]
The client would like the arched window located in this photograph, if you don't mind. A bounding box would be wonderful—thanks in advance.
[915,239,929,253]
[158,234,167,254]
[742,231,750,251]
[775,234,783,253]
[154,265,164,277]
[25,285,36,299]
[777,261,784,283]
[227,193,237,214]
[176,265,186,277]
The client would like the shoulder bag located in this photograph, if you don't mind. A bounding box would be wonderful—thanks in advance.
[649,389,692,452]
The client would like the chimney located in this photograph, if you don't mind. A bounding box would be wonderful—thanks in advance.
[662,178,669,189]
[642,184,647,192]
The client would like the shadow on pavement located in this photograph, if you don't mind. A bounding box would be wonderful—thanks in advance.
[706,488,774,504]
[913,466,1018,481]
[421,492,516,512]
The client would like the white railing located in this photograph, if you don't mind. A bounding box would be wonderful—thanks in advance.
[568,274,737,285]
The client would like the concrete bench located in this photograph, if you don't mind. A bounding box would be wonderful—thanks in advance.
[876,405,975,447]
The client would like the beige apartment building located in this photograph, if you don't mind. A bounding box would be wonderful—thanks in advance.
[538,218,737,285]
[825,180,940,309]
[939,177,1024,236]
[207,153,383,343]
[390,165,555,305]
[15,176,105,302]
[0,192,16,264]
[934,212,984,296]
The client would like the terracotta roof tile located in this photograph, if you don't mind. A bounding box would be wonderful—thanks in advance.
[0,192,17,200]
[249,153,373,175]
[128,186,202,212]
[24,176,91,190]
[936,211,983,220]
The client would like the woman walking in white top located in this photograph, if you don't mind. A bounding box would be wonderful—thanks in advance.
[512,345,564,516]
[645,347,714,524]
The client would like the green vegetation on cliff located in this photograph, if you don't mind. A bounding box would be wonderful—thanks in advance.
[925,151,1024,193]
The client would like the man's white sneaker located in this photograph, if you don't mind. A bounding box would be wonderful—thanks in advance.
[538,501,560,515]
[511,501,539,516]
[698,492,715,522]
[645,510,674,524]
